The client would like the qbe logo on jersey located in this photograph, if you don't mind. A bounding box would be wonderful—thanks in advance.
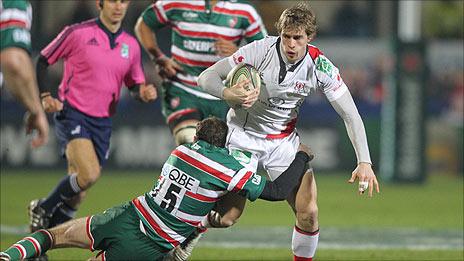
[120,43,129,59]
[151,164,200,214]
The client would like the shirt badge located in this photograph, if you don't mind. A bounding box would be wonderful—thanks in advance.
[228,17,238,28]
[121,43,129,58]
[170,97,180,109]
[294,81,307,94]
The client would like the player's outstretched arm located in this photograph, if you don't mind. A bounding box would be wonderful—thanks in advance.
[259,144,315,201]
[134,18,182,79]
[1,48,42,117]
[330,91,380,197]
[134,17,165,63]
[1,48,50,148]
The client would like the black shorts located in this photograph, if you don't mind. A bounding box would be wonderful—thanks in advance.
[54,103,112,165]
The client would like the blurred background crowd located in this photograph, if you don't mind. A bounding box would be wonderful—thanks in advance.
[1,0,463,178]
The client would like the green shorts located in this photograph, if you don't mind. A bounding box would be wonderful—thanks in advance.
[161,82,229,131]
[88,202,169,260]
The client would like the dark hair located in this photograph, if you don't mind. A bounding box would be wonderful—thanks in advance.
[275,2,317,40]
[196,117,228,148]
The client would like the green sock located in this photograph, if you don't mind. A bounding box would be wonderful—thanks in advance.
[3,229,53,260]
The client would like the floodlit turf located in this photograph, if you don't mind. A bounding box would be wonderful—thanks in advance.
[1,170,462,260]
[190,248,464,260]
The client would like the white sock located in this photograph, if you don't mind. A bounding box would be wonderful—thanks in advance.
[292,226,319,261]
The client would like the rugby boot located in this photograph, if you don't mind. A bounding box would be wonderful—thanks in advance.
[0,252,10,261]
[28,199,52,232]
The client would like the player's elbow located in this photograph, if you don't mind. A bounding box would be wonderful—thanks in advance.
[197,69,210,87]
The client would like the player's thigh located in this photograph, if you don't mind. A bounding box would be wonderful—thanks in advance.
[66,138,100,175]
[287,170,317,214]
[264,132,300,181]
[90,202,167,260]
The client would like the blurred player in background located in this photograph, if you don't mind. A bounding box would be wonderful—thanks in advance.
[28,0,157,244]
[198,3,380,261]
[0,117,314,261]
[0,0,49,148]
[134,0,267,146]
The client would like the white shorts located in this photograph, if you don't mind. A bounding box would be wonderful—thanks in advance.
[226,125,300,181]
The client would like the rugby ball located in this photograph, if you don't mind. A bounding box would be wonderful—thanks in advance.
[226,63,261,91]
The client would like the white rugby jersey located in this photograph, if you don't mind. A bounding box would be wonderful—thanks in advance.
[226,36,348,138]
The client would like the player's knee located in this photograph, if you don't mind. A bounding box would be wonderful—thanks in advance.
[76,167,101,190]
[174,126,196,145]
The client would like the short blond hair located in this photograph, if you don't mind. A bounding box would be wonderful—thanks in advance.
[275,2,317,39]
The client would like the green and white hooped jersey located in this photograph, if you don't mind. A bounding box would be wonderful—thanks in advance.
[131,140,265,250]
[0,0,32,52]
[141,0,266,100]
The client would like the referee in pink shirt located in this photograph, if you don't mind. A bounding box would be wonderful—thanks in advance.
[28,0,157,237]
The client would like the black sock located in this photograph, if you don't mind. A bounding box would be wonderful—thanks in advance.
[49,202,77,228]
[40,174,81,214]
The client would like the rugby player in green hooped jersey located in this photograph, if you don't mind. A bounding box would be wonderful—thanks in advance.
[0,0,49,148]
[134,0,267,146]
[1,117,314,261]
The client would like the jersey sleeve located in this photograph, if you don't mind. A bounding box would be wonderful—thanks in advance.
[124,39,146,87]
[311,47,348,102]
[227,37,268,69]
[228,168,265,202]
[40,25,78,65]
[0,0,32,52]
[141,2,169,31]
[241,3,267,42]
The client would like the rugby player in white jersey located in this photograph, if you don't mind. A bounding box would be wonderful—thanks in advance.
[197,3,380,261]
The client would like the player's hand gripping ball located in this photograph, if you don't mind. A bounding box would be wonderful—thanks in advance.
[226,63,261,91]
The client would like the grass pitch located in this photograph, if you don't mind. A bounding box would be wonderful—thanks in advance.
[1,170,462,260]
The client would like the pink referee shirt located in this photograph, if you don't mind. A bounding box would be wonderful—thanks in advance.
[41,18,145,117]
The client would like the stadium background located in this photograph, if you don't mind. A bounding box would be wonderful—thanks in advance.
[1,1,463,260]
